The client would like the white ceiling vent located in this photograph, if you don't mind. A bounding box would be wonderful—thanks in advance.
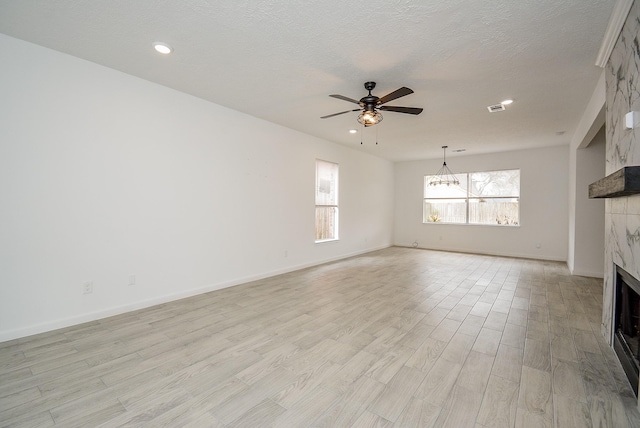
[487,104,506,113]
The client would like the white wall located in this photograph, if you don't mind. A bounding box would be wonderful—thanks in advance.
[394,146,569,261]
[568,138,578,271]
[567,70,606,278]
[0,34,394,342]
[570,129,605,277]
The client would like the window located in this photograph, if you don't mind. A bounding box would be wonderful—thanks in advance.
[315,159,339,241]
[424,169,520,226]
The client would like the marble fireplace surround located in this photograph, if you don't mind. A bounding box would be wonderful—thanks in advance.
[602,0,640,348]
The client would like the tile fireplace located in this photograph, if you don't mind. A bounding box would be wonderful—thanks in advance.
[614,265,640,396]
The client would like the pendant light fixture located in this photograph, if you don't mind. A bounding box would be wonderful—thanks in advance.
[428,146,460,186]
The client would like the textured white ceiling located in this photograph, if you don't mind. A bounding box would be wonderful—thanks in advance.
[0,0,614,161]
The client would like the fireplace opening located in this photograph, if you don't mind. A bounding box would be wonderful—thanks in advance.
[614,265,640,396]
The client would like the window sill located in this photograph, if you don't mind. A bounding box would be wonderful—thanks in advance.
[315,238,340,244]
[423,222,520,228]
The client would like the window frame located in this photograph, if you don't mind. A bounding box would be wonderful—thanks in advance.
[315,159,339,243]
[423,168,520,227]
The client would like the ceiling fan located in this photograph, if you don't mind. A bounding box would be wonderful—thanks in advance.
[321,81,423,127]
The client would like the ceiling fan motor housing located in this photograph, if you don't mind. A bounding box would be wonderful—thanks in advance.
[362,82,379,111]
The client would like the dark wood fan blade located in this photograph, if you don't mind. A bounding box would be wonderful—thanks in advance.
[379,106,423,115]
[377,87,414,105]
[329,94,361,104]
[321,109,361,119]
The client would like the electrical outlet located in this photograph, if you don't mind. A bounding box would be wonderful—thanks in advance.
[128,274,136,286]
[82,281,93,294]
[535,242,541,249]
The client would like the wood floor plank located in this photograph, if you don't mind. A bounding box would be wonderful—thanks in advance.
[524,338,551,372]
[364,345,414,384]
[351,410,393,428]
[518,366,553,421]
[393,397,441,428]
[552,358,587,403]
[585,383,630,428]
[507,308,529,328]
[94,388,191,427]
[473,327,503,356]
[0,387,41,413]
[0,410,55,428]
[553,394,592,428]
[190,377,249,410]
[405,337,447,372]
[515,406,552,427]
[492,344,524,384]
[320,350,379,395]
[271,385,339,428]
[440,331,476,365]
[235,343,300,385]
[550,332,578,362]
[501,323,526,349]
[312,375,385,427]
[181,411,225,428]
[211,367,297,424]
[434,384,484,427]
[458,350,495,393]
[459,314,486,337]
[49,389,123,425]
[429,318,462,343]
[414,357,462,406]
[484,311,508,332]
[368,366,426,422]
[477,375,519,428]
[58,400,127,428]
[395,319,436,349]
[271,360,340,409]
[226,398,285,428]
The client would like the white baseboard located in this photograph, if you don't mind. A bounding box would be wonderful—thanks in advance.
[394,243,567,262]
[0,244,391,343]
[568,267,604,279]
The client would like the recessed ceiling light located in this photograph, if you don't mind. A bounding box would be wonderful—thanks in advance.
[349,129,358,134]
[501,99,514,105]
[452,149,466,153]
[153,42,172,54]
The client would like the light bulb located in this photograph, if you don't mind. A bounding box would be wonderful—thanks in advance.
[153,42,172,54]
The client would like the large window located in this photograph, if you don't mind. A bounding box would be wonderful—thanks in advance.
[424,169,520,226]
[315,159,339,242]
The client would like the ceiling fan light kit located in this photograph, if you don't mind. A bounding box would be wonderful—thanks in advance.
[357,110,382,127]
[321,81,423,128]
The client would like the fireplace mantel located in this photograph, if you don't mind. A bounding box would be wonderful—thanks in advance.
[589,166,640,198]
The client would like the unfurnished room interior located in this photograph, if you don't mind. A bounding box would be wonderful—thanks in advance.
[2,1,640,427]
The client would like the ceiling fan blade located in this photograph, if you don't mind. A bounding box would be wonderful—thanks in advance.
[329,94,361,104]
[321,109,361,119]
[379,106,423,115]
[377,87,414,105]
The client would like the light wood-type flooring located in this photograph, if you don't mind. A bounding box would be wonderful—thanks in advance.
[1,247,640,427]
